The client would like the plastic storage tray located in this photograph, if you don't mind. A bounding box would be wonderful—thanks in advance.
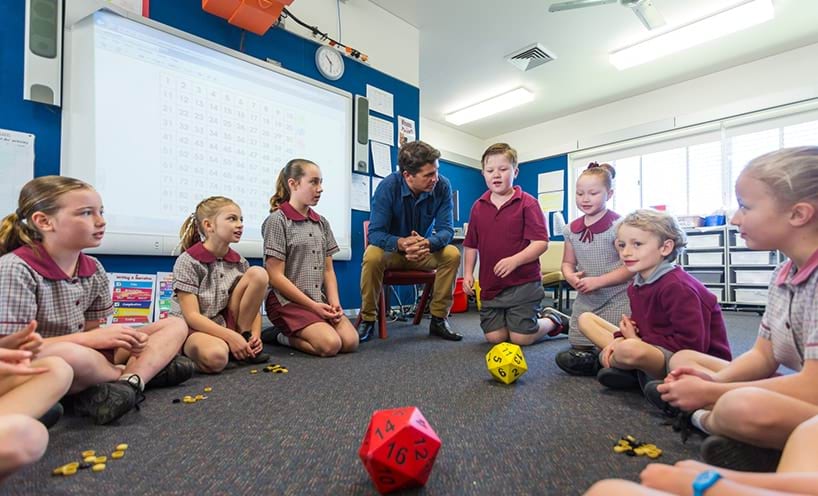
[731,251,775,265]
[734,270,774,285]
[687,234,722,249]
[689,271,723,284]
[687,252,723,266]
[706,287,724,302]
[734,288,768,304]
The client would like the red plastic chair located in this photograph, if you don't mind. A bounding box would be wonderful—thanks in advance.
[358,221,436,339]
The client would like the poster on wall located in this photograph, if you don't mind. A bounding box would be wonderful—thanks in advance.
[108,273,156,326]
[397,116,415,147]
[0,129,34,218]
[537,170,566,238]
[153,271,174,321]
[537,170,564,193]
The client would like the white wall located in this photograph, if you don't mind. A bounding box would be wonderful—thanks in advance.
[285,0,419,87]
[420,118,484,168]
[490,42,818,163]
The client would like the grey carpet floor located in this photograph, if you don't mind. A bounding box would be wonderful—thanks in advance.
[4,309,763,496]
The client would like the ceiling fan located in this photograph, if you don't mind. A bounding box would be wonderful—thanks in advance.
[548,0,666,30]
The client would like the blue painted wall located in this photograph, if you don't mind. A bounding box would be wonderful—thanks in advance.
[517,155,569,241]
[438,159,483,228]
[0,0,419,309]
[0,0,570,308]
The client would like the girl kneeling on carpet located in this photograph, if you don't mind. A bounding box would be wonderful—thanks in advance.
[171,196,270,373]
[262,159,358,357]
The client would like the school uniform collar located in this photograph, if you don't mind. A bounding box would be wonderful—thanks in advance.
[13,244,98,281]
[570,209,619,243]
[185,241,241,264]
[477,186,523,209]
[632,261,677,287]
[774,247,818,286]
[279,201,320,222]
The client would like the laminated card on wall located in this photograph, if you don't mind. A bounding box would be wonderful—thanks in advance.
[153,271,174,321]
[108,273,157,326]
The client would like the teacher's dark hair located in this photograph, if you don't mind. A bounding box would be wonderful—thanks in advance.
[398,140,441,175]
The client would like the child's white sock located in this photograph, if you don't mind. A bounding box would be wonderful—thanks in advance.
[119,373,145,391]
[691,409,711,434]
[276,332,290,347]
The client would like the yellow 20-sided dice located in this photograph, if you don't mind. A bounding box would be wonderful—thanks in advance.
[486,342,527,384]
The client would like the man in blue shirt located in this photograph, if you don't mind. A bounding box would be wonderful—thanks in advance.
[358,141,463,342]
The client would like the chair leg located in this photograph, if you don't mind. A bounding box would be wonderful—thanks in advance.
[565,284,571,311]
[556,282,563,312]
[378,286,388,339]
[413,282,434,325]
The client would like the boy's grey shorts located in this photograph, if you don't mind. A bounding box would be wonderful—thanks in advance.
[479,281,544,335]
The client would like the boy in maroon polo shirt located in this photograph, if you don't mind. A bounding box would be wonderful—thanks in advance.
[463,143,567,346]
[577,209,731,390]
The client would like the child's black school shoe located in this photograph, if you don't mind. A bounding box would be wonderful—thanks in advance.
[539,308,570,336]
[239,352,271,365]
[643,379,682,417]
[555,348,601,376]
[261,326,284,345]
[146,355,195,389]
[38,403,64,429]
[71,376,145,425]
[701,435,781,472]
[596,367,640,389]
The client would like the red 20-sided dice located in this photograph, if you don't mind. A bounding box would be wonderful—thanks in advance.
[358,406,441,494]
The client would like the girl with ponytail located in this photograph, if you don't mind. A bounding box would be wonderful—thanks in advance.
[261,159,359,357]
[170,196,270,372]
[0,176,191,425]
[555,162,634,377]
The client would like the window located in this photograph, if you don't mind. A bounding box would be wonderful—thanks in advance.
[688,141,723,218]
[783,120,818,147]
[729,128,779,207]
[642,148,687,214]
[611,156,640,216]
[567,102,818,221]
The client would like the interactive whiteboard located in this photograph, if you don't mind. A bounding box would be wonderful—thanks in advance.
[61,10,352,259]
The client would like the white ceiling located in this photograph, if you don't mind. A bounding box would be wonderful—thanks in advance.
[369,0,818,139]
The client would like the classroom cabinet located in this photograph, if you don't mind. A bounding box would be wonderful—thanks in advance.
[680,226,783,308]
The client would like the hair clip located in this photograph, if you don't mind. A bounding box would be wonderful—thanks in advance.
[587,162,600,169]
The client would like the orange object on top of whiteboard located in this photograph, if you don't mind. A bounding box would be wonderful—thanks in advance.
[202,0,294,36]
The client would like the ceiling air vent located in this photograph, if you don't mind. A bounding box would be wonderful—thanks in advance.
[505,43,555,72]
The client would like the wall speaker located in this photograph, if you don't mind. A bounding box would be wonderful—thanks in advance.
[353,95,369,173]
[24,0,63,106]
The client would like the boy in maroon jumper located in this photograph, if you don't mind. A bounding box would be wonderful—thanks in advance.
[462,143,567,346]
[577,209,731,389]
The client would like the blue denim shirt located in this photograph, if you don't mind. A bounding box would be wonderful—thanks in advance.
[368,171,454,253]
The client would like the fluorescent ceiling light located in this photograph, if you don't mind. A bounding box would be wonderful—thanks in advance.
[444,88,534,126]
[610,0,774,70]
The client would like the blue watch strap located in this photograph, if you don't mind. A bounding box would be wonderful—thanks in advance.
[692,469,722,496]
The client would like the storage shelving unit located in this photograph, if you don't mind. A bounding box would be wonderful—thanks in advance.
[680,225,783,309]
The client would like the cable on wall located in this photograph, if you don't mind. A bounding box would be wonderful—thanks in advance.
[281,7,368,62]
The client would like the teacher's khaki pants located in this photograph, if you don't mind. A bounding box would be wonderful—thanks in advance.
[359,244,461,322]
